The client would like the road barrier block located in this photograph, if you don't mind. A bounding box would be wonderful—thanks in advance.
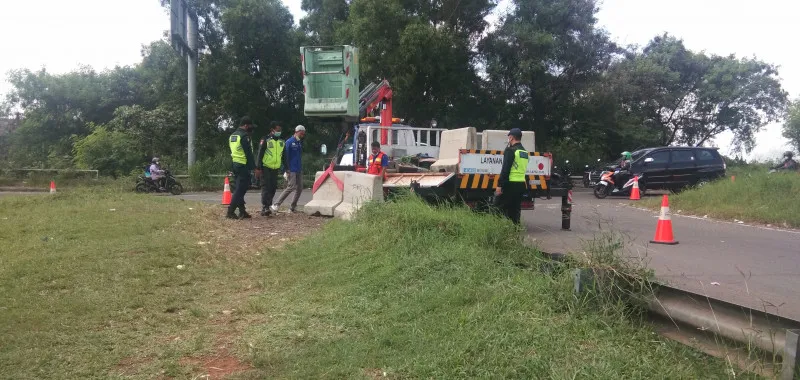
[304,171,346,216]
[430,127,477,172]
[333,171,383,220]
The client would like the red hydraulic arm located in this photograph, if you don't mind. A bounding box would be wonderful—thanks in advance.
[360,79,393,145]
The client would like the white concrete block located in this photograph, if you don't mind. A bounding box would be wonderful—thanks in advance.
[481,129,536,152]
[431,127,477,172]
[333,171,384,220]
[304,171,346,216]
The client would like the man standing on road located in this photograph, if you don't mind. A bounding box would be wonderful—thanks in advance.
[494,128,528,225]
[271,125,306,213]
[367,141,389,178]
[255,122,285,216]
[227,116,256,219]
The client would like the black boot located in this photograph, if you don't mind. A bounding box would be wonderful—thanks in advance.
[238,206,252,219]
[226,205,238,219]
[260,206,270,217]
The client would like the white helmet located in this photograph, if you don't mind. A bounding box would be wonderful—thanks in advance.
[151,157,160,164]
[295,125,306,132]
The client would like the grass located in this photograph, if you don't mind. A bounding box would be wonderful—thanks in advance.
[0,190,749,379]
[643,167,800,228]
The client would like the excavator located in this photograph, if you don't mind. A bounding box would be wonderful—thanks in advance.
[300,45,573,229]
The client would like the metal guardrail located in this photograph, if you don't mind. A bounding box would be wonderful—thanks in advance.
[4,168,100,179]
[571,265,800,378]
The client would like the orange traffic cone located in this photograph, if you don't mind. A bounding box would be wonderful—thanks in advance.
[629,176,641,200]
[49,180,56,194]
[221,177,232,205]
[650,195,678,245]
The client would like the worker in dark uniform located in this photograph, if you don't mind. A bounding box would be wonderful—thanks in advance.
[227,116,256,219]
[495,128,529,225]
[255,122,285,216]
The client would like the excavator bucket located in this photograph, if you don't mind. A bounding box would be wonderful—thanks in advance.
[301,45,360,120]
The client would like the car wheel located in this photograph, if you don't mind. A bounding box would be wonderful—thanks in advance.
[695,179,710,188]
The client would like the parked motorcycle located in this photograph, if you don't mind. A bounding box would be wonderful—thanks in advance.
[593,170,642,199]
[135,169,183,195]
[583,158,602,188]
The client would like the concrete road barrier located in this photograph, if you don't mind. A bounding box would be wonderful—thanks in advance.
[334,171,384,220]
[481,129,535,151]
[304,171,347,216]
[430,127,477,172]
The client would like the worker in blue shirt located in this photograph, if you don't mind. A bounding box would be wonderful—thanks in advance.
[271,125,306,213]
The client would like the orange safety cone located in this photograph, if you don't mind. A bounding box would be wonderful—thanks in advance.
[221,177,232,205]
[650,195,678,245]
[49,180,57,194]
[629,176,641,200]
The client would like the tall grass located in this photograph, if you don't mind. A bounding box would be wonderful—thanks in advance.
[241,196,738,379]
[650,167,800,227]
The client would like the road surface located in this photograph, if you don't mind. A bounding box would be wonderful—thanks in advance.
[526,190,800,321]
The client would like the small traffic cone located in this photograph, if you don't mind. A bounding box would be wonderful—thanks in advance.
[49,180,56,194]
[629,176,641,200]
[221,177,232,205]
[650,195,678,245]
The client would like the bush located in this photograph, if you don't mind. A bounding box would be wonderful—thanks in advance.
[73,124,142,178]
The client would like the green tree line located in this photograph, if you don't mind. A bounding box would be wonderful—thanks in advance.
[0,0,790,176]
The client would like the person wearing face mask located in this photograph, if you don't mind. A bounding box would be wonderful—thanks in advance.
[255,122,285,216]
[494,128,529,225]
[271,125,306,213]
[227,116,256,219]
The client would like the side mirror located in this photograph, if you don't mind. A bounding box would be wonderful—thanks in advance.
[644,157,654,164]
[320,144,327,155]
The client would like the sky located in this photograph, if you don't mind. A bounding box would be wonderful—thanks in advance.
[0,0,796,160]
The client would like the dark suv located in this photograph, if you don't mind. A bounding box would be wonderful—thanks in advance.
[628,146,726,192]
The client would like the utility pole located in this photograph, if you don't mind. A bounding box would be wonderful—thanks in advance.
[170,0,198,168]
[186,14,198,167]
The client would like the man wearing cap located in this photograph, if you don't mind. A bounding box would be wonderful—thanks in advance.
[495,128,529,225]
[228,116,256,219]
[271,125,306,213]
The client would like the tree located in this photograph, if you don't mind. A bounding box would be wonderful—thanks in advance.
[73,124,143,178]
[608,35,788,152]
[480,0,620,148]
[784,99,800,152]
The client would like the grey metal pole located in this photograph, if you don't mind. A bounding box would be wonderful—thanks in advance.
[187,14,198,168]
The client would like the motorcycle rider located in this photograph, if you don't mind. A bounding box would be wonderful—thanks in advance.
[772,151,798,171]
[149,157,166,191]
[613,151,633,190]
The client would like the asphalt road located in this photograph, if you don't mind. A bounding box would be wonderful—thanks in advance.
[526,190,800,321]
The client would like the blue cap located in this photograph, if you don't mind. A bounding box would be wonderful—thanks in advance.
[508,128,522,138]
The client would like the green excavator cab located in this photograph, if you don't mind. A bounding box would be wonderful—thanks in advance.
[301,45,360,120]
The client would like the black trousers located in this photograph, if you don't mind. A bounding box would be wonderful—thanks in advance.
[230,166,250,213]
[496,181,526,224]
[260,168,279,208]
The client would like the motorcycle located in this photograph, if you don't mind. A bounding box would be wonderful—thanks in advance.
[593,170,643,199]
[583,158,602,188]
[135,169,183,195]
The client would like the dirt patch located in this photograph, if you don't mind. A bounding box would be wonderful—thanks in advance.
[115,355,154,376]
[181,351,251,380]
[190,208,330,259]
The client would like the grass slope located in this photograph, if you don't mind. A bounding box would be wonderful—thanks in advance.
[243,198,739,379]
[645,168,800,228]
[0,191,744,379]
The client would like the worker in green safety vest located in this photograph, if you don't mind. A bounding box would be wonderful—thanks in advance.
[227,116,256,219]
[495,128,529,225]
[255,121,285,216]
